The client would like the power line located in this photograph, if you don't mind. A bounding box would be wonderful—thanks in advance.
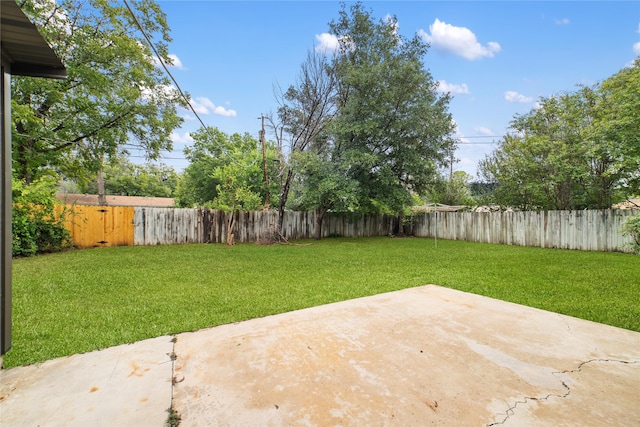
[455,135,505,139]
[128,155,185,160]
[453,136,503,145]
[122,0,258,168]
[123,0,500,166]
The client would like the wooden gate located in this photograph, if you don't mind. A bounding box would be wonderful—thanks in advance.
[63,205,135,248]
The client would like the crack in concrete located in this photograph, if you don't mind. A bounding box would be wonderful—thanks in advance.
[558,314,575,338]
[486,358,640,426]
[166,335,181,427]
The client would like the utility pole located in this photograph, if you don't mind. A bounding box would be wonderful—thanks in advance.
[259,115,270,208]
[449,149,454,183]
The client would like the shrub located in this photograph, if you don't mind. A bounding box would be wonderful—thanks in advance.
[12,176,71,257]
[622,214,640,255]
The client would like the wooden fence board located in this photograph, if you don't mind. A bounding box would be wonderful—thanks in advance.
[412,209,636,252]
[62,205,134,248]
[59,205,637,252]
[108,205,135,246]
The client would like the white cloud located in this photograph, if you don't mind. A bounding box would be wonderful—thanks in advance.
[451,120,470,143]
[504,90,533,103]
[384,13,400,37]
[315,16,401,54]
[167,54,185,70]
[510,129,526,138]
[437,80,470,94]
[140,84,179,102]
[459,157,475,166]
[554,18,570,25]
[633,41,640,56]
[152,53,185,70]
[419,19,501,60]
[170,132,194,145]
[213,106,237,117]
[473,126,494,136]
[315,33,340,53]
[188,97,237,117]
[190,97,215,114]
[451,119,460,134]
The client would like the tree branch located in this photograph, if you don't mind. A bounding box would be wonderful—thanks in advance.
[36,110,134,153]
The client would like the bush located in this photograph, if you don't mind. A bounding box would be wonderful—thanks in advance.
[12,176,71,257]
[622,215,640,255]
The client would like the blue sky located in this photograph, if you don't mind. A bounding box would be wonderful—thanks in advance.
[146,1,640,179]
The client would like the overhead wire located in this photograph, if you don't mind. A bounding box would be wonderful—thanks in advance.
[456,135,504,139]
[14,133,500,166]
[22,0,503,168]
[121,0,259,168]
[122,0,501,168]
[128,155,184,160]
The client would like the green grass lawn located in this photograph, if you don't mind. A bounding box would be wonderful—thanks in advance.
[5,237,639,368]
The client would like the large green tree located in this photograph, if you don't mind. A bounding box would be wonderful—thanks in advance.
[480,92,588,210]
[479,60,640,210]
[12,0,184,184]
[274,3,455,239]
[328,3,456,215]
[587,59,640,201]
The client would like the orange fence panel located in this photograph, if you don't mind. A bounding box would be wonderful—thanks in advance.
[61,205,135,248]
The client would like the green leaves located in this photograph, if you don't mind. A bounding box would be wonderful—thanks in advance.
[213,161,263,214]
[328,3,454,214]
[621,215,640,255]
[480,62,640,210]
[12,0,185,183]
[12,176,71,257]
[425,171,475,206]
[272,3,454,228]
[590,60,640,194]
[177,127,278,209]
[289,150,359,214]
[78,156,178,198]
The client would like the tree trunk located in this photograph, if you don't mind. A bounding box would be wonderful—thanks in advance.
[393,215,403,237]
[225,211,235,246]
[277,169,294,237]
[314,206,328,240]
[96,169,107,206]
[15,124,32,184]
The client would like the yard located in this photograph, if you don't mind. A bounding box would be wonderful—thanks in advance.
[5,237,639,368]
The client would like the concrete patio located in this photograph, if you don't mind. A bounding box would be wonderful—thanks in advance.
[1,285,639,426]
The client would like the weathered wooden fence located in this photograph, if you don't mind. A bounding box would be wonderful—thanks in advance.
[410,209,636,252]
[133,208,400,245]
[61,204,637,252]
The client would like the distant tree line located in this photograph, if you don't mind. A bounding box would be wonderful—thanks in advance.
[11,0,639,253]
[479,60,640,210]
